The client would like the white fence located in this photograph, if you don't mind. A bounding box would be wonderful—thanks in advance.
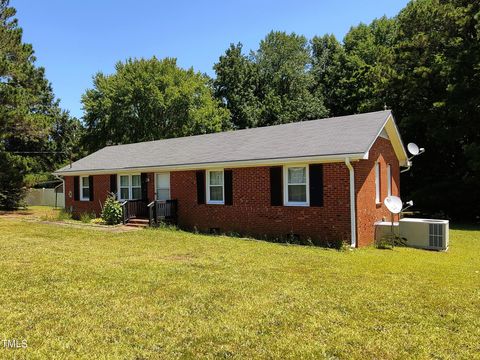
[25,188,65,208]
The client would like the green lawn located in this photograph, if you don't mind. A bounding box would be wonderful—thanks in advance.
[0,215,479,359]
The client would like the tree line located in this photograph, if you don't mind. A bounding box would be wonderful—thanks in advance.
[1,0,478,220]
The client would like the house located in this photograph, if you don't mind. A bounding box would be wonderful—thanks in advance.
[54,110,409,247]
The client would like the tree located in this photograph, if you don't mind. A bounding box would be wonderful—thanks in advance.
[311,34,347,116]
[341,17,397,114]
[214,31,328,128]
[312,17,397,117]
[82,57,231,152]
[390,0,480,220]
[0,0,77,209]
[213,43,262,129]
[312,2,479,220]
[254,31,328,125]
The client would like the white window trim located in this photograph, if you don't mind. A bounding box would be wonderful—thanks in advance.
[206,169,225,205]
[118,174,142,201]
[387,164,392,197]
[375,162,381,204]
[155,172,171,201]
[80,176,90,201]
[283,165,309,207]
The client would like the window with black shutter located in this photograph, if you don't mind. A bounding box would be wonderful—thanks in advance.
[309,164,324,207]
[141,173,148,201]
[224,170,233,205]
[73,176,80,201]
[88,175,94,201]
[110,174,117,196]
[270,166,283,206]
[196,170,205,204]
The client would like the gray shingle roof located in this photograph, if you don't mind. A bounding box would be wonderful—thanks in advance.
[55,110,394,174]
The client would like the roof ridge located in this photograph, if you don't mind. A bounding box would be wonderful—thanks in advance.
[104,110,391,149]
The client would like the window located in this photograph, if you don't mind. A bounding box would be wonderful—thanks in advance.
[156,173,170,201]
[118,174,141,200]
[284,165,309,206]
[119,175,130,200]
[131,175,141,199]
[375,162,381,204]
[387,164,392,197]
[80,176,90,201]
[207,170,224,204]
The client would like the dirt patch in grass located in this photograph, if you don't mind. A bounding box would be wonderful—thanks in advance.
[0,210,33,216]
[0,206,138,232]
[37,220,140,232]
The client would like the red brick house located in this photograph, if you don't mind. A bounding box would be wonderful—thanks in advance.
[54,110,409,247]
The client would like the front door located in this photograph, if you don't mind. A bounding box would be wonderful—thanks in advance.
[155,173,170,201]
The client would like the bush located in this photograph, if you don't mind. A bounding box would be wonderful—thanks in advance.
[101,194,123,225]
[57,209,72,221]
[375,233,407,249]
[80,212,95,223]
[0,152,27,210]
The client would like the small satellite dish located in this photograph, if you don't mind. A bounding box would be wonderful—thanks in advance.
[384,196,403,214]
[407,143,420,156]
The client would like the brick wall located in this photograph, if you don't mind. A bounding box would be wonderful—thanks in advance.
[354,137,400,246]
[64,175,111,217]
[62,136,400,247]
[171,164,351,245]
[64,173,156,217]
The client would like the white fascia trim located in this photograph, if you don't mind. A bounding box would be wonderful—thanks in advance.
[345,158,357,248]
[364,113,409,167]
[53,153,365,176]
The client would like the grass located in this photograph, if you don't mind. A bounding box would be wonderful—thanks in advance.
[0,215,479,359]
[0,205,61,219]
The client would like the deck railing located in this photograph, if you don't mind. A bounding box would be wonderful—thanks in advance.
[121,199,149,224]
[148,199,178,226]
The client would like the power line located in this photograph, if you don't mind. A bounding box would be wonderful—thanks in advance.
[4,150,72,168]
[5,151,68,154]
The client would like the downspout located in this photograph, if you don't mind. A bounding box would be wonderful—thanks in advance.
[345,158,357,248]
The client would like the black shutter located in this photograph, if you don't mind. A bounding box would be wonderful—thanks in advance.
[141,173,148,201]
[73,176,80,201]
[270,166,283,206]
[196,170,205,204]
[224,170,233,205]
[309,164,324,207]
[89,175,94,201]
[110,174,117,196]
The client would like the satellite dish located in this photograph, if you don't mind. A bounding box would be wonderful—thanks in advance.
[384,196,403,214]
[407,143,420,156]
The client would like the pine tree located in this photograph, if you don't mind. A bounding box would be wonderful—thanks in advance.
[0,0,78,209]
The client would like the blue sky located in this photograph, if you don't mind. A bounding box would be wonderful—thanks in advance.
[13,0,409,119]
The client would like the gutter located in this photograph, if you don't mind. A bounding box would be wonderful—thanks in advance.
[53,152,365,177]
[345,158,357,248]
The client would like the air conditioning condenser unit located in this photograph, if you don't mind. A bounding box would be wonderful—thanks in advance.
[399,218,449,251]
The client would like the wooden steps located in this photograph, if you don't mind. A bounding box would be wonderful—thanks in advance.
[125,218,149,228]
